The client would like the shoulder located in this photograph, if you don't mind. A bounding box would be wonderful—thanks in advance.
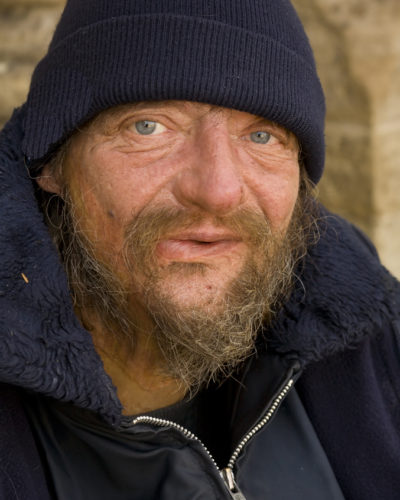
[296,316,400,499]
[267,205,400,363]
[306,206,400,320]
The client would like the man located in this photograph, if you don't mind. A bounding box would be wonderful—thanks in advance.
[0,0,399,499]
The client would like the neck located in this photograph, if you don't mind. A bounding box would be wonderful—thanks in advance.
[82,309,186,415]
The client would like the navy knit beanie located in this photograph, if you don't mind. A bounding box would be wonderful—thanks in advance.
[23,0,326,183]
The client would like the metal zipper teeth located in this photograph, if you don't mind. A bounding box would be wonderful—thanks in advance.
[131,415,219,470]
[226,378,294,469]
[132,377,294,473]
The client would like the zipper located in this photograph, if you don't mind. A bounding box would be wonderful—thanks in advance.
[226,378,294,469]
[221,467,247,499]
[131,376,294,499]
[131,415,219,470]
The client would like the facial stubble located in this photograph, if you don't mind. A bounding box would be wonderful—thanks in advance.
[46,184,316,395]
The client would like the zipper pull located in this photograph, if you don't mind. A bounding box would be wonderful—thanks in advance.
[221,467,247,500]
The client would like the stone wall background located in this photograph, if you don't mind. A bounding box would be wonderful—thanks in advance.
[1,0,399,276]
[292,0,400,278]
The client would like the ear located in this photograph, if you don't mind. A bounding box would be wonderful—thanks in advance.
[36,164,62,195]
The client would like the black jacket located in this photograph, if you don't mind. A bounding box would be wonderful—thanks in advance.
[1,108,400,499]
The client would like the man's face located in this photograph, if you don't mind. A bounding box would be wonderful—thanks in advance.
[40,100,304,390]
[59,101,299,304]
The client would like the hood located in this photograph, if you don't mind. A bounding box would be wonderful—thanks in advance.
[0,108,399,426]
[0,108,121,424]
[266,216,400,363]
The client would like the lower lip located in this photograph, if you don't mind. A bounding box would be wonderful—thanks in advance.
[156,239,241,261]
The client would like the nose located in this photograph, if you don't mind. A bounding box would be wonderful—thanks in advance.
[172,126,244,215]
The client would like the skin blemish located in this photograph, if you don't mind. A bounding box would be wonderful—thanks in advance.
[107,210,116,219]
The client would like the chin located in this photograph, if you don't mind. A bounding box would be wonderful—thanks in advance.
[152,272,232,310]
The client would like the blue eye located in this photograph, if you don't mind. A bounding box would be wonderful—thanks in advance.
[135,120,158,135]
[250,131,271,144]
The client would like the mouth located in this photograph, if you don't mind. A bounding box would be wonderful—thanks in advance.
[156,230,243,261]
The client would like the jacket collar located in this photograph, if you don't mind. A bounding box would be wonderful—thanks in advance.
[266,211,400,365]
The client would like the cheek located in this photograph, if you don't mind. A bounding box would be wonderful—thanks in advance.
[69,147,181,249]
[66,163,126,254]
[242,154,300,231]
[71,184,125,254]
[84,143,191,219]
[75,151,145,221]
[261,179,299,230]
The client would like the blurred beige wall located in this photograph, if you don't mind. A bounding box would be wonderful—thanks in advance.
[292,0,400,278]
[1,0,399,276]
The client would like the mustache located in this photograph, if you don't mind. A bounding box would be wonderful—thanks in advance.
[122,206,275,267]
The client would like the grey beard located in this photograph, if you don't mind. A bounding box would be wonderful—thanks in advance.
[43,183,318,395]
[139,256,287,393]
